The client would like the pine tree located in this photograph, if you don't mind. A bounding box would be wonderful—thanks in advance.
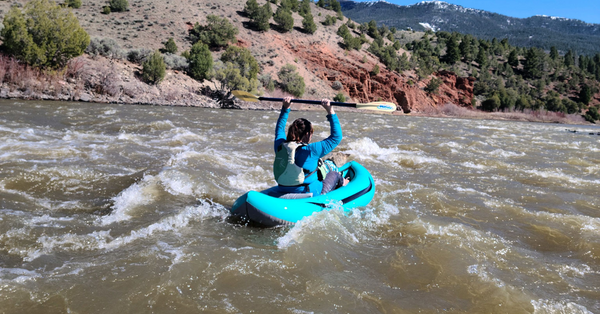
[550,46,559,60]
[254,3,272,31]
[142,51,166,85]
[274,6,294,32]
[187,42,213,81]
[524,47,542,78]
[507,49,519,67]
[476,48,488,69]
[564,49,575,67]
[302,13,317,34]
[244,0,260,18]
[163,38,177,54]
[459,35,473,62]
[445,35,460,64]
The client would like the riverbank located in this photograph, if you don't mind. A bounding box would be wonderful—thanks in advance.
[0,54,590,124]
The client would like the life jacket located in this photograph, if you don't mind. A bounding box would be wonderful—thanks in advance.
[273,142,317,186]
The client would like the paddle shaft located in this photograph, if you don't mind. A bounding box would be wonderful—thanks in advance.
[257,96,358,108]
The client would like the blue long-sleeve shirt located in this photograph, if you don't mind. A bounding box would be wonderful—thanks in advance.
[269,108,342,196]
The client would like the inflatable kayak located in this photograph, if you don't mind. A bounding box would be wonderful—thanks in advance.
[230,161,375,227]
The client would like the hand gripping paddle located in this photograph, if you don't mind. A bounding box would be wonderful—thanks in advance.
[232,90,397,113]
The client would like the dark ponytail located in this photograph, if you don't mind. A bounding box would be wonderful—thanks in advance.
[287,118,313,142]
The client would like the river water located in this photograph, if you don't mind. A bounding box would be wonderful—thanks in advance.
[1,99,599,313]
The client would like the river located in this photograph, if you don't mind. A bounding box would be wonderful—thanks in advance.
[1,99,599,313]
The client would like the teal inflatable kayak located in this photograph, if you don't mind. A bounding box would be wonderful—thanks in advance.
[230,161,375,227]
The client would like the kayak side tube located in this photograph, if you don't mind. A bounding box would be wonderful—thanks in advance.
[230,161,375,227]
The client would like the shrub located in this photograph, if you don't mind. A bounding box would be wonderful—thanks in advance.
[86,38,125,59]
[274,7,294,32]
[278,64,305,97]
[127,48,152,64]
[142,50,166,85]
[189,15,238,48]
[331,81,342,90]
[371,64,379,75]
[163,38,178,54]
[323,15,336,26]
[220,46,259,80]
[187,42,212,81]
[333,93,346,102]
[253,3,272,31]
[302,13,317,34]
[213,61,259,93]
[102,6,111,14]
[425,77,442,94]
[163,53,188,71]
[109,0,128,12]
[1,0,90,68]
[66,0,82,9]
[259,74,275,91]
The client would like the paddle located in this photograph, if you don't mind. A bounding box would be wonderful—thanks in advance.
[232,90,397,113]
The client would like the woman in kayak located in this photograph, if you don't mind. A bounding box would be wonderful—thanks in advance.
[265,96,347,197]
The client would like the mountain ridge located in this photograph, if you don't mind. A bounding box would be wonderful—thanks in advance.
[340,0,600,55]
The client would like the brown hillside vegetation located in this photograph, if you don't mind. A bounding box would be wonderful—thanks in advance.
[0,0,591,124]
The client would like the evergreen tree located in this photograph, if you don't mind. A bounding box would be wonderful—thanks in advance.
[109,0,128,12]
[302,13,317,34]
[550,46,559,60]
[524,47,542,79]
[508,49,519,67]
[142,51,166,85]
[244,0,260,18]
[1,0,90,68]
[337,24,350,38]
[66,0,82,9]
[254,3,273,31]
[163,38,177,54]
[445,35,460,64]
[299,0,311,17]
[459,35,473,62]
[189,15,238,48]
[564,49,575,67]
[579,84,592,105]
[274,6,294,32]
[476,48,488,69]
[187,42,213,81]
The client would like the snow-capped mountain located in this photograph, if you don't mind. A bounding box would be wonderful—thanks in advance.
[340,0,600,55]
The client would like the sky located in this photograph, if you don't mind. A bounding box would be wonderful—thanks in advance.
[354,0,600,24]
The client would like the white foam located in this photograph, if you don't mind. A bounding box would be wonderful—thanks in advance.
[345,137,444,166]
[26,200,228,261]
[531,300,593,314]
[100,174,160,225]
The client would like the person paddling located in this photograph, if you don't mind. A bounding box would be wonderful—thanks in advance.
[265,96,347,197]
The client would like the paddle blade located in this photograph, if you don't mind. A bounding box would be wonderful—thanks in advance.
[355,102,397,112]
[231,90,260,102]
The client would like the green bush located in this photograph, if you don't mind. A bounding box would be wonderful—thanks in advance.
[213,61,259,93]
[163,53,188,71]
[163,38,178,54]
[371,64,379,75]
[323,15,336,26]
[220,46,259,80]
[66,0,82,9]
[278,64,305,97]
[425,77,443,94]
[333,93,346,102]
[102,6,111,14]
[274,7,294,32]
[187,42,212,81]
[109,0,128,12]
[302,13,317,34]
[142,50,166,85]
[189,15,238,48]
[0,0,90,68]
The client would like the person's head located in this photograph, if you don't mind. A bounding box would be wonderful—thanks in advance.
[287,118,313,143]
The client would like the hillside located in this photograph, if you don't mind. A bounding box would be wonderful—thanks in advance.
[340,0,600,56]
[0,0,598,124]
